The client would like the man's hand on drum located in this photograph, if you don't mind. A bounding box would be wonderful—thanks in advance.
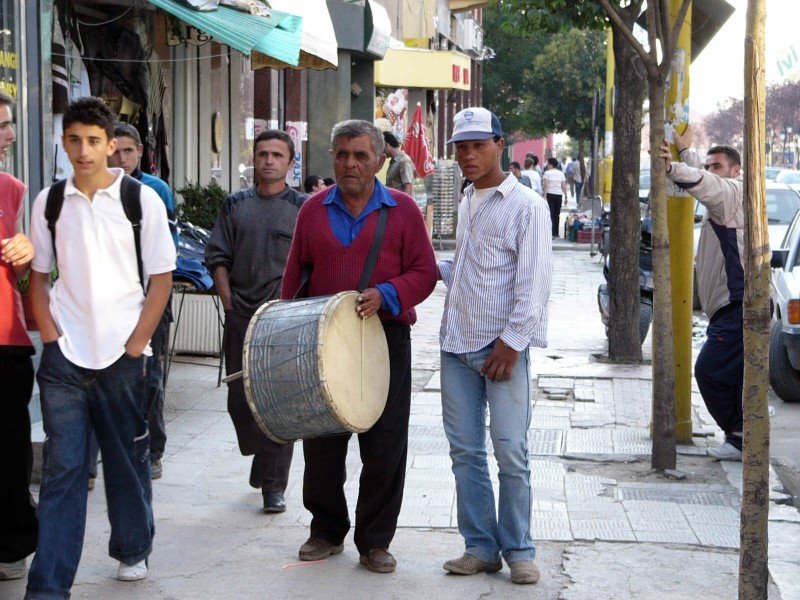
[481,338,519,383]
[356,287,382,319]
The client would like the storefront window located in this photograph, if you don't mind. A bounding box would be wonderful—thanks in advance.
[237,56,255,190]
[209,42,225,188]
[0,0,20,175]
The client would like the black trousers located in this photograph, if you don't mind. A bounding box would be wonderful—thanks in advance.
[546,193,563,237]
[224,309,293,493]
[0,354,38,562]
[303,322,411,554]
[695,303,744,448]
[145,303,170,459]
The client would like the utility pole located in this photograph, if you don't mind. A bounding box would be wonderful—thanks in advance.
[665,0,694,444]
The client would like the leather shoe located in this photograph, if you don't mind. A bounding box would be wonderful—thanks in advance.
[299,537,344,561]
[359,548,396,574]
[262,491,286,513]
[249,454,262,489]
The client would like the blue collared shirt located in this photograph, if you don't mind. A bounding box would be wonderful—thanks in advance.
[323,180,400,315]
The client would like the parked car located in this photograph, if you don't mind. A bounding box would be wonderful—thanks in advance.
[692,181,800,309]
[769,209,800,402]
[775,169,800,184]
[639,168,650,203]
[766,166,786,181]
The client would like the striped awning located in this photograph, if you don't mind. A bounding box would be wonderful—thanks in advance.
[147,0,302,67]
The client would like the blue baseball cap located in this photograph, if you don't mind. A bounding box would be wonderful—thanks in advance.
[447,107,504,144]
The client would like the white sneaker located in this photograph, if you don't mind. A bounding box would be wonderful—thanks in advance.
[708,442,743,461]
[117,560,148,581]
[0,559,26,580]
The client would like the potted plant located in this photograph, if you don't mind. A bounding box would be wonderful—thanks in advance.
[175,181,227,230]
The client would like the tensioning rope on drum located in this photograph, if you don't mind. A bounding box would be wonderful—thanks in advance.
[360,314,365,407]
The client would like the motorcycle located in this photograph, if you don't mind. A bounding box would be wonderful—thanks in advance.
[596,226,654,345]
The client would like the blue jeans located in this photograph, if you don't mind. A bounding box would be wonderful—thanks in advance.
[26,342,154,600]
[441,344,535,564]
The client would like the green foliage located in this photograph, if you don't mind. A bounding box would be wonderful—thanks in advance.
[493,0,608,36]
[175,181,227,230]
[483,5,606,143]
[16,267,58,295]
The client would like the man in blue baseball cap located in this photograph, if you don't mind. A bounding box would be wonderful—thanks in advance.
[437,107,552,585]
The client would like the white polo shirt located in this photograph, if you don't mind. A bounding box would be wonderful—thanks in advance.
[31,168,177,369]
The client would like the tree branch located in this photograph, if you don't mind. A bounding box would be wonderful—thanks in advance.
[668,0,692,55]
[598,0,655,70]
[659,0,670,57]
[652,0,664,54]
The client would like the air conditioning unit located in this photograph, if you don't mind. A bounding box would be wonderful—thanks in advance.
[460,17,483,56]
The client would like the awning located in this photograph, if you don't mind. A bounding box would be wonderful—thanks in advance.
[147,0,302,67]
[365,0,392,58]
[252,0,338,71]
[375,48,471,91]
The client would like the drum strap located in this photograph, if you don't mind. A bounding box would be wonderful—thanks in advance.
[357,204,390,293]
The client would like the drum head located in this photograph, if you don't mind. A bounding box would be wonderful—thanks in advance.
[320,292,390,431]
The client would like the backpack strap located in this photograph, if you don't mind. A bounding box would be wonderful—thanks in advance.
[44,179,68,269]
[119,175,145,293]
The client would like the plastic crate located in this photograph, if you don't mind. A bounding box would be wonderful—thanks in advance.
[576,229,597,244]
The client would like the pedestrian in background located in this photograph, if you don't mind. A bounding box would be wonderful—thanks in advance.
[439,106,552,585]
[304,174,326,194]
[206,130,306,514]
[382,131,415,196]
[542,157,567,239]
[660,126,745,461]
[0,90,38,583]
[522,157,543,196]
[108,122,178,480]
[509,161,531,188]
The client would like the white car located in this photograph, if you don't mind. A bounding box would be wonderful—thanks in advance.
[770,209,800,402]
[693,181,800,309]
[775,169,800,184]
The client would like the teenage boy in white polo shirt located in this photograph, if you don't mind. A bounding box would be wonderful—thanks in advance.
[25,97,175,599]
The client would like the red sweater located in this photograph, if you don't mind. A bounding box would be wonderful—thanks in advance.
[281,188,437,325]
[0,172,32,348]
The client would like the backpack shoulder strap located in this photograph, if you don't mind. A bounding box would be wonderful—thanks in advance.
[44,180,68,268]
[120,175,145,292]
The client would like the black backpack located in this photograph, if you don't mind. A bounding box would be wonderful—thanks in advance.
[45,175,145,292]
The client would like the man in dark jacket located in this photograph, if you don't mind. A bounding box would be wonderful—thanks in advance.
[205,130,306,513]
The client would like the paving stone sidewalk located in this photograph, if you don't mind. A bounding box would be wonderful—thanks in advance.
[6,248,797,599]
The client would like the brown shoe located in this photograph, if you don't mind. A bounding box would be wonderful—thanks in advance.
[508,559,540,584]
[443,553,502,575]
[359,548,396,573]
[298,536,344,561]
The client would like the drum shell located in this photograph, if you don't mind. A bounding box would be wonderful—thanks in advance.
[242,292,389,443]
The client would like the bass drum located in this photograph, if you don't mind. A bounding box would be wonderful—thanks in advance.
[243,291,390,443]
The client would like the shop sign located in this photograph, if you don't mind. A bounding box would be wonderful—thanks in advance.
[167,23,212,47]
[285,121,306,188]
[0,0,18,100]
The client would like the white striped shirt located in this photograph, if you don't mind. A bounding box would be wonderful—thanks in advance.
[439,174,552,353]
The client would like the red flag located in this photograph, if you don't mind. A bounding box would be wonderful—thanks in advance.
[403,103,435,178]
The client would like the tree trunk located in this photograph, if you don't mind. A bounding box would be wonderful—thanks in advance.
[739,0,770,597]
[607,27,646,362]
[648,76,677,471]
